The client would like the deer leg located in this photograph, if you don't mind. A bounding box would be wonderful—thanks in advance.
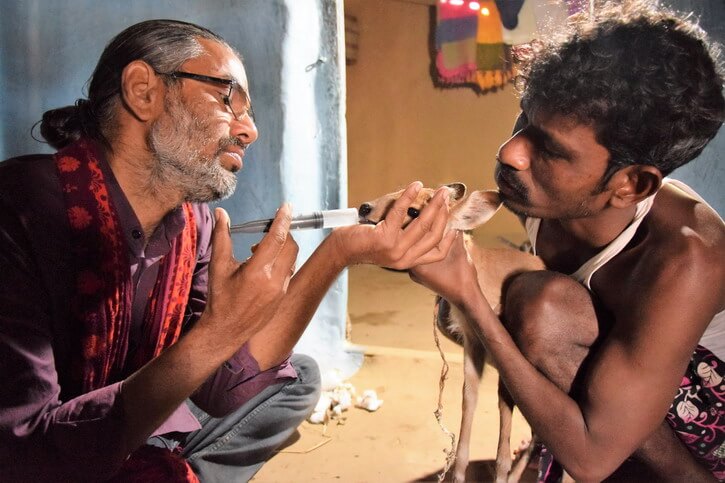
[495,379,515,483]
[452,335,487,483]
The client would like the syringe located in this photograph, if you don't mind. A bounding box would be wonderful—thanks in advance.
[230,208,360,234]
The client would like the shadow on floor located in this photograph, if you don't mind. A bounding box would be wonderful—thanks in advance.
[275,429,302,452]
[413,459,538,483]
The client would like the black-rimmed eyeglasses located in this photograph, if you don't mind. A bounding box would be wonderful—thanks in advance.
[157,70,255,122]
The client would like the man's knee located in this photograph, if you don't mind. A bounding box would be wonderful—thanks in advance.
[289,353,322,411]
[502,271,599,381]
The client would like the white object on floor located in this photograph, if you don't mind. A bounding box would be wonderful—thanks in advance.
[355,389,384,412]
[308,393,333,424]
[307,383,384,424]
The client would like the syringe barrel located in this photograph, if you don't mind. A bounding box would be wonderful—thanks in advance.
[321,208,360,229]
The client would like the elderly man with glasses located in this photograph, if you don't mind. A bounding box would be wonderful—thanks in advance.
[0,19,454,482]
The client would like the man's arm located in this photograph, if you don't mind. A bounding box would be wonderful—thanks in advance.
[0,195,131,480]
[174,205,297,418]
[410,227,724,481]
[0,205,297,480]
[120,206,298,445]
[247,182,455,370]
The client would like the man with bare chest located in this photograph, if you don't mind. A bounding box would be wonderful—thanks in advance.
[411,1,725,480]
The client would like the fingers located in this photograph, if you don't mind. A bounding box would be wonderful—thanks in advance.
[409,186,449,235]
[398,187,451,260]
[406,233,473,306]
[279,237,297,275]
[210,207,235,271]
[271,233,299,282]
[410,229,458,266]
[381,181,423,229]
[248,204,298,285]
[252,203,293,262]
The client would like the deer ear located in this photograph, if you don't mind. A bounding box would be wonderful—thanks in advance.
[450,190,501,230]
[443,182,467,201]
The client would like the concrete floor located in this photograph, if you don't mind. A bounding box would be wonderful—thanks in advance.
[253,264,535,482]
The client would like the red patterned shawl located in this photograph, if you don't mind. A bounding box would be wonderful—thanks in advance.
[54,138,197,394]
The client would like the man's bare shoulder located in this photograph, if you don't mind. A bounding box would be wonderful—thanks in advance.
[595,183,724,320]
[649,183,724,255]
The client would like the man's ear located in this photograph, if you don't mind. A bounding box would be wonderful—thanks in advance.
[119,60,165,122]
[607,165,662,209]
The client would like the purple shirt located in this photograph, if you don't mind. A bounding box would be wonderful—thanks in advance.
[0,151,296,481]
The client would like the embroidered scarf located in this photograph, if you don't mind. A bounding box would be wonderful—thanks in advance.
[55,138,197,394]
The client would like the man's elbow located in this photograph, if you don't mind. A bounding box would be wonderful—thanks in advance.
[563,458,621,483]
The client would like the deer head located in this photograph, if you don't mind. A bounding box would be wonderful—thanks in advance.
[358,183,501,231]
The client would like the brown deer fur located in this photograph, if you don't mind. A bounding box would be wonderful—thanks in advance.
[358,183,544,483]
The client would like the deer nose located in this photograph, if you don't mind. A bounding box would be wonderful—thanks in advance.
[358,203,372,217]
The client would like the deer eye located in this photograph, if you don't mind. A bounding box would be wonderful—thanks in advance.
[407,207,420,219]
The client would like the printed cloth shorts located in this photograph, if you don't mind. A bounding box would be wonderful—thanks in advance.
[666,345,724,480]
[537,345,725,482]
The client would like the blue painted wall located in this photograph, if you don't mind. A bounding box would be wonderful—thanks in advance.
[0,0,288,222]
[0,0,360,386]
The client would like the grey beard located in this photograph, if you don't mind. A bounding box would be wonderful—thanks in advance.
[147,95,238,203]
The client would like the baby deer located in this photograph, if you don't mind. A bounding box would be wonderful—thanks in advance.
[359,183,545,483]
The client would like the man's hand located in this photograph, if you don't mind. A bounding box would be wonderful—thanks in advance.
[119,205,297,453]
[332,181,456,270]
[201,205,299,348]
[409,232,481,309]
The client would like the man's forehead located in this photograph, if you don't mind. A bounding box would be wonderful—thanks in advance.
[186,38,249,90]
[521,105,590,135]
